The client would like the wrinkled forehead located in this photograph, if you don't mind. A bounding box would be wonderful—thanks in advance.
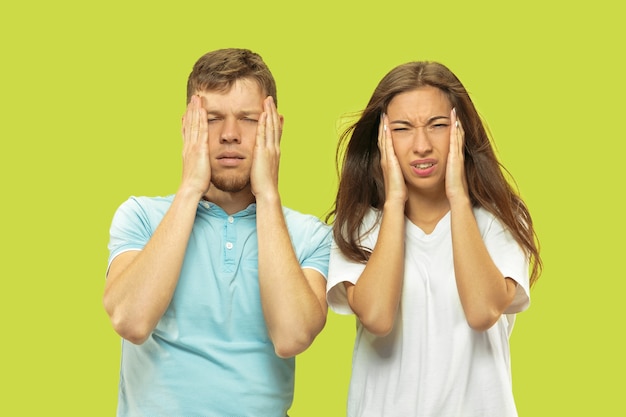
[196,79,266,113]
[387,87,451,119]
[194,77,266,97]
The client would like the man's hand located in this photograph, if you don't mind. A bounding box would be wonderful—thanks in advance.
[181,95,212,199]
[251,96,282,200]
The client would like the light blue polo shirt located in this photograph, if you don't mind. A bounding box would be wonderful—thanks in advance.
[107,195,331,417]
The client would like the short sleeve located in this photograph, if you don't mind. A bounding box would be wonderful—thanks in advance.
[480,211,531,314]
[107,197,155,271]
[299,219,333,279]
[283,209,333,279]
[326,242,367,315]
[326,209,380,315]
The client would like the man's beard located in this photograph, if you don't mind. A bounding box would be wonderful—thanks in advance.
[210,172,250,193]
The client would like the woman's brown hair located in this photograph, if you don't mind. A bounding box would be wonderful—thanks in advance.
[327,61,542,286]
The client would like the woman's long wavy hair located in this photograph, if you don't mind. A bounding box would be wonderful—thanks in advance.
[327,61,542,286]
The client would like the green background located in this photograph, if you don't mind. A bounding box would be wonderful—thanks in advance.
[2,0,623,415]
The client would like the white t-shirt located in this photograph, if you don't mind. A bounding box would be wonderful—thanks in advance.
[327,207,530,417]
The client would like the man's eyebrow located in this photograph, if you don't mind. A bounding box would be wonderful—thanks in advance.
[237,110,262,117]
[205,109,262,116]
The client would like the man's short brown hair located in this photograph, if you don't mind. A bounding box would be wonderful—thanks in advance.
[186,48,277,106]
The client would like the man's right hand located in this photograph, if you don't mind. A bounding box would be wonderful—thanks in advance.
[181,95,211,199]
[104,95,211,343]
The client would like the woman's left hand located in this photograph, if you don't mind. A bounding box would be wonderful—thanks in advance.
[445,108,470,203]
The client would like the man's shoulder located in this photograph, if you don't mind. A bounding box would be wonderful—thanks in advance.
[282,206,328,225]
[113,195,175,222]
[282,207,331,239]
[119,194,174,209]
[130,194,175,203]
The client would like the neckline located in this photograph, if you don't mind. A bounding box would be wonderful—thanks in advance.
[405,210,451,238]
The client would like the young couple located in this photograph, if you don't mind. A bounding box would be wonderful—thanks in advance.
[103,48,542,417]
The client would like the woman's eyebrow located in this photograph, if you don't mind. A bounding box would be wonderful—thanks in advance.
[390,116,450,126]
[389,119,413,126]
[427,115,450,123]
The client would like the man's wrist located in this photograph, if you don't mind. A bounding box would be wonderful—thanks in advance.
[176,184,207,203]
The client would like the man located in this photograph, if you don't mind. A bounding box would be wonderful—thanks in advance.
[103,48,331,416]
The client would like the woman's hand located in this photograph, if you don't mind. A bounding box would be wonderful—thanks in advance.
[378,113,407,205]
[445,108,470,204]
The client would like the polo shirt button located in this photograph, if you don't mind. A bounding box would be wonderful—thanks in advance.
[225,242,233,250]
[228,216,234,223]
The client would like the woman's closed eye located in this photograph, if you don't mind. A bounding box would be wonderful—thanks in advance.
[426,122,450,133]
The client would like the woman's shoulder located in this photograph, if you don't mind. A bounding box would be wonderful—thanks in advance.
[472,206,500,227]
[362,207,382,225]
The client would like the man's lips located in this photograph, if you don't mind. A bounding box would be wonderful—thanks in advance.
[216,152,245,160]
[215,152,245,167]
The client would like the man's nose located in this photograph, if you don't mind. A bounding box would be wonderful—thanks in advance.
[220,118,241,143]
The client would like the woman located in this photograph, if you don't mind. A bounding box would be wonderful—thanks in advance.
[326,61,542,417]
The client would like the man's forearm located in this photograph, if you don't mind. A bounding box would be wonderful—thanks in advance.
[103,189,201,344]
[255,194,327,358]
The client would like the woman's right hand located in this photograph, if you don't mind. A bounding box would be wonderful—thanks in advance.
[378,113,407,204]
